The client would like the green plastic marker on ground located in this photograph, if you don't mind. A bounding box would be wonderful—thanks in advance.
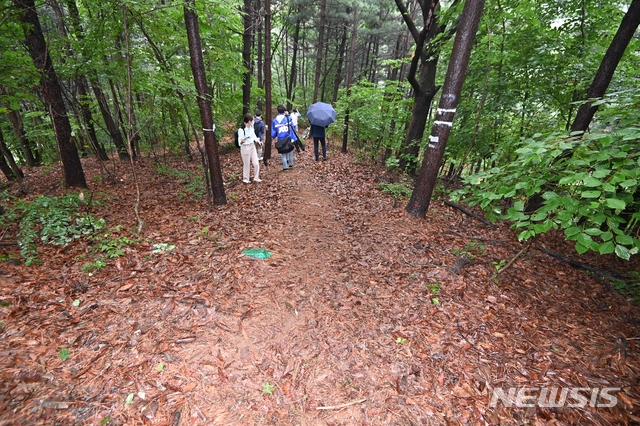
[242,248,273,259]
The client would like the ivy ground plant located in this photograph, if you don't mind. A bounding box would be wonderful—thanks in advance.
[0,193,106,265]
[450,128,640,260]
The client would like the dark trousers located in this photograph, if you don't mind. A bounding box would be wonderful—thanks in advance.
[313,137,326,160]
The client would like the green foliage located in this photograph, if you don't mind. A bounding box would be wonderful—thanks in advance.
[612,272,640,301]
[153,164,205,202]
[58,348,71,361]
[451,128,640,260]
[451,241,485,259]
[378,182,412,200]
[0,194,106,266]
[261,382,276,395]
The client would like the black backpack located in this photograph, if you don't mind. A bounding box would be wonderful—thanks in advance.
[234,129,241,148]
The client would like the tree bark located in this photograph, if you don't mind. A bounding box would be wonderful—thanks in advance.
[313,0,327,103]
[184,0,226,206]
[242,0,253,115]
[395,0,447,174]
[341,7,358,153]
[263,0,273,165]
[570,0,640,133]
[0,128,23,182]
[332,18,348,103]
[15,0,87,188]
[407,0,485,218]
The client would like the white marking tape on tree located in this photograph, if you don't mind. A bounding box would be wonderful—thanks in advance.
[434,120,453,127]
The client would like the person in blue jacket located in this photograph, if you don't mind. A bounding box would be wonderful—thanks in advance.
[310,123,327,161]
[271,105,296,171]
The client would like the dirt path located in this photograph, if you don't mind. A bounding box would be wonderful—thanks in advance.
[0,145,639,425]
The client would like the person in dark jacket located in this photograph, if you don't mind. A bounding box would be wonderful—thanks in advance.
[254,110,265,160]
[310,123,327,161]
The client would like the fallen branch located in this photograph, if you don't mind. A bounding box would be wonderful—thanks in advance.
[443,200,495,228]
[316,398,367,411]
[493,238,535,280]
[446,230,507,242]
[535,246,626,282]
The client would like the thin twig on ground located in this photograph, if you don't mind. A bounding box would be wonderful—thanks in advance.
[316,398,367,410]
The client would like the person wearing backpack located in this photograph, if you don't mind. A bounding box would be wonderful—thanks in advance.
[238,113,261,183]
[271,105,296,171]
[254,110,265,160]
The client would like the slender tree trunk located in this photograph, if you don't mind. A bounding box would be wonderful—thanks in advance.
[407,0,485,218]
[570,0,640,133]
[341,7,358,153]
[395,0,447,174]
[313,0,327,103]
[242,0,253,115]
[15,0,87,188]
[263,0,273,165]
[77,78,110,161]
[288,15,301,105]
[184,0,226,206]
[256,0,264,112]
[332,19,348,103]
[0,128,23,181]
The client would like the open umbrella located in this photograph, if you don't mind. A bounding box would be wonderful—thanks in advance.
[306,102,336,127]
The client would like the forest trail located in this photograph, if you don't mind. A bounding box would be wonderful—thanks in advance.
[0,142,639,425]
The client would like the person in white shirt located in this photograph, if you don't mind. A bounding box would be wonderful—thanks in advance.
[238,113,261,183]
[290,108,300,133]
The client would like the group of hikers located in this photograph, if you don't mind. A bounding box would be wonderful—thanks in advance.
[237,105,328,184]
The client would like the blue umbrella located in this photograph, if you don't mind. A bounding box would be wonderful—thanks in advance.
[306,102,336,127]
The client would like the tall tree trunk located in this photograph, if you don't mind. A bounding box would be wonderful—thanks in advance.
[64,0,128,160]
[5,108,39,167]
[570,0,640,133]
[15,0,87,188]
[184,0,226,206]
[287,15,301,105]
[313,0,327,103]
[341,7,358,153]
[77,78,110,161]
[394,0,448,174]
[407,0,485,218]
[332,18,348,103]
[263,0,273,165]
[242,0,253,115]
[255,0,264,112]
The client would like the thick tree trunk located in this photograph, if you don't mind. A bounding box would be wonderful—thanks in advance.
[184,0,226,206]
[15,0,87,188]
[570,0,640,133]
[407,0,485,218]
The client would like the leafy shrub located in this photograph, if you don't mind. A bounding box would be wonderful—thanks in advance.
[0,194,106,265]
[451,129,640,259]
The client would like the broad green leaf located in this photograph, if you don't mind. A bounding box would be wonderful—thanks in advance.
[575,242,589,254]
[601,231,613,241]
[615,234,634,245]
[577,233,593,247]
[615,245,630,260]
[619,179,637,188]
[565,226,581,238]
[605,198,626,210]
[598,241,615,254]
[583,228,602,236]
[591,169,611,178]
[582,176,602,187]
[581,190,601,198]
